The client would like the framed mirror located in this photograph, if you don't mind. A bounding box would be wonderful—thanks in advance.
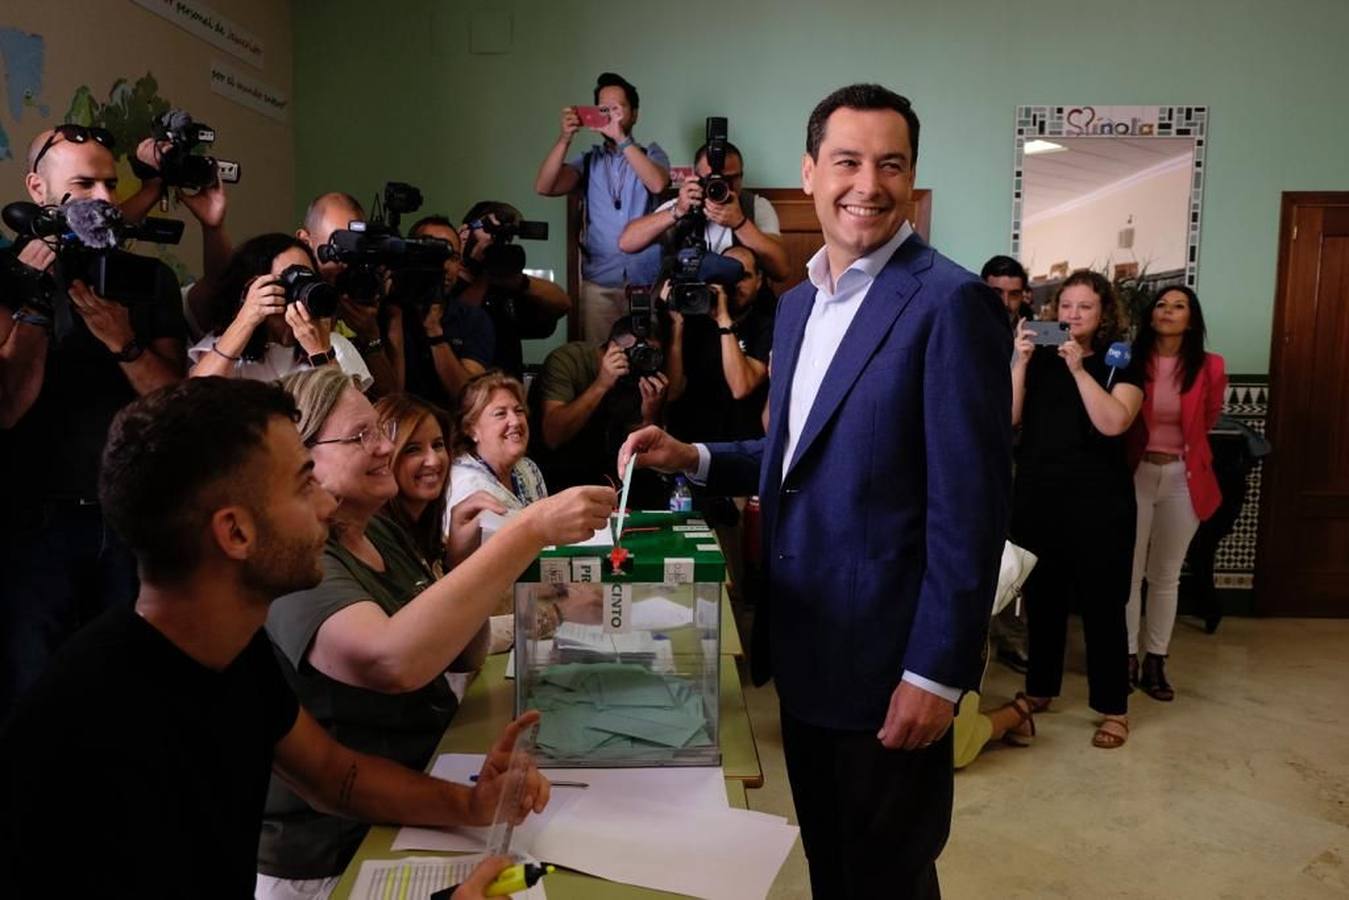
[1011,105,1208,313]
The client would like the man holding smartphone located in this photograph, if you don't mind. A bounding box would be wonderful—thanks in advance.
[535,72,671,342]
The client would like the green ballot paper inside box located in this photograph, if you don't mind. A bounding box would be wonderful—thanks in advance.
[513,511,724,767]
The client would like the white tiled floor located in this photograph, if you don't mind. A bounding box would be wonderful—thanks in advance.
[740,615,1349,899]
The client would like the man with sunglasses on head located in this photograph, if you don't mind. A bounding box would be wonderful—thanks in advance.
[0,125,187,715]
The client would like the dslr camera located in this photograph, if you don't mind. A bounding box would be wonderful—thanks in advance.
[319,182,451,308]
[0,198,183,310]
[624,287,664,377]
[698,116,732,204]
[276,264,338,318]
[665,246,745,317]
[131,110,242,189]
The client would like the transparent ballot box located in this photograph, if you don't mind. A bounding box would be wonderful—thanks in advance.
[513,511,724,767]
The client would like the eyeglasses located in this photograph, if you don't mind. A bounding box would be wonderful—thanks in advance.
[308,419,397,452]
[30,125,116,174]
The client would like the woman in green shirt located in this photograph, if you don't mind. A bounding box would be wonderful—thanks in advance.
[258,367,614,888]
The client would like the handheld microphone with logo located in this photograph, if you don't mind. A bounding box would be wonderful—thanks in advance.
[1104,341,1132,389]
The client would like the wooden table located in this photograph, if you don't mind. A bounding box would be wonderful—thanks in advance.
[331,653,762,898]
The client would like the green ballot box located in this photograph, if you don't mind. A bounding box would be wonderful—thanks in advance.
[514,511,725,767]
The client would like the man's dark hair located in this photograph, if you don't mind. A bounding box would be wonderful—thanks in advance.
[607,311,668,347]
[462,200,522,228]
[806,83,919,164]
[693,141,744,168]
[100,378,300,584]
[980,255,1029,287]
[594,72,639,109]
[409,214,456,235]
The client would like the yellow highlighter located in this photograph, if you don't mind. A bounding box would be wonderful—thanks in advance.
[432,863,555,899]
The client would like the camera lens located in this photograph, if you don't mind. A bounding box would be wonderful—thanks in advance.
[280,265,339,318]
[704,177,731,204]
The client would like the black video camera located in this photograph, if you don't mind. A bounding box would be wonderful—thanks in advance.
[466,212,549,283]
[1,199,183,310]
[625,287,664,377]
[131,110,242,190]
[665,246,745,316]
[319,182,451,307]
[277,264,338,318]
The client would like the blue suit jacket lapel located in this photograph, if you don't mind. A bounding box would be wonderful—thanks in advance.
[761,280,813,492]
[783,237,934,481]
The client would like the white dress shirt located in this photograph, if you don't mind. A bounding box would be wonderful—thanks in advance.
[693,222,960,704]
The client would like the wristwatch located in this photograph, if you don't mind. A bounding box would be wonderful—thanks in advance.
[717,325,736,336]
[356,336,384,355]
[616,137,636,152]
[113,337,145,363]
[427,335,449,347]
[306,349,336,367]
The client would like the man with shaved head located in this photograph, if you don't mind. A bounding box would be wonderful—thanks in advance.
[0,125,187,714]
[296,190,399,396]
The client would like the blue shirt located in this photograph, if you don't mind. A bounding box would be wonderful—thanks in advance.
[566,141,669,287]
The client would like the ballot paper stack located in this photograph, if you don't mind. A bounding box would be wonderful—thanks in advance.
[551,622,659,663]
[531,662,712,761]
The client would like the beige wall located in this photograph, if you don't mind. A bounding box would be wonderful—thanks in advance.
[0,1,293,283]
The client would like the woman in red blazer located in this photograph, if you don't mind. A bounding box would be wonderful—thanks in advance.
[1126,285,1227,701]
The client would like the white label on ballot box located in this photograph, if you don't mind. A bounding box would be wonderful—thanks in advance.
[603,583,633,634]
[540,558,569,584]
[664,557,695,584]
[572,557,602,583]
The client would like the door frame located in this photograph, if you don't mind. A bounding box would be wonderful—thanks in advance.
[1255,191,1349,615]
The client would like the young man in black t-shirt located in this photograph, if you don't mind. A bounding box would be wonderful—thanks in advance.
[0,378,543,898]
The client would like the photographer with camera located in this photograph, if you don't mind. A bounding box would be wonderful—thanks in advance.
[120,135,233,343]
[397,214,495,408]
[296,191,401,397]
[0,125,187,712]
[186,233,375,389]
[664,245,774,443]
[453,201,570,379]
[535,72,670,342]
[619,135,790,281]
[532,311,670,507]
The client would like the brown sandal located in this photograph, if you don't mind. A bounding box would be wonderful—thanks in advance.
[999,693,1037,747]
[1022,694,1053,714]
[1092,715,1129,749]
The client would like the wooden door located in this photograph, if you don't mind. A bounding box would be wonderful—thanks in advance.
[1257,192,1349,616]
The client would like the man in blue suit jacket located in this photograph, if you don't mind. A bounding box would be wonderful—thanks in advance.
[620,84,1011,898]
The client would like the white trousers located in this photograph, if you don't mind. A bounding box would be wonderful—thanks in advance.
[1127,460,1200,656]
[580,279,629,344]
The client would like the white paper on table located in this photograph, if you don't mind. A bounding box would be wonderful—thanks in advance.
[531,791,799,900]
[351,854,546,900]
[393,755,730,855]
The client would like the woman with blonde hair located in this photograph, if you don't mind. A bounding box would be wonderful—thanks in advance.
[258,366,613,890]
[446,371,548,528]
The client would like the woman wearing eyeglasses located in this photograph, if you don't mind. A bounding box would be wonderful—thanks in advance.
[187,233,372,388]
[258,367,613,893]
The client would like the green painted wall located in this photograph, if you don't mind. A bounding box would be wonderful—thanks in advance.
[293,0,1349,373]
